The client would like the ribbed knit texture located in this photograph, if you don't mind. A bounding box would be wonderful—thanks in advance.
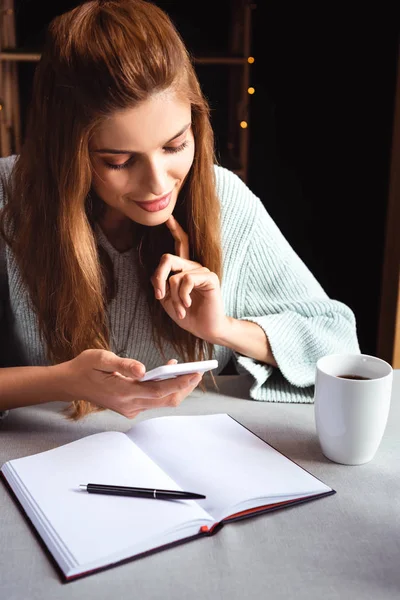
[0,155,360,417]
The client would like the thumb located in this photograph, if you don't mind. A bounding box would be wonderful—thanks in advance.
[166,358,178,365]
[96,351,146,379]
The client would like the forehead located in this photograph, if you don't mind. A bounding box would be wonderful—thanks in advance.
[91,90,191,151]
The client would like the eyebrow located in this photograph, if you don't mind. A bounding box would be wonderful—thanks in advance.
[91,122,192,155]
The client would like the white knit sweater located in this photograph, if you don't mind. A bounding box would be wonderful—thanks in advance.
[0,155,359,416]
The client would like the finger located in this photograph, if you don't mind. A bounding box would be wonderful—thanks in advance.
[93,350,146,379]
[115,373,203,415]
[166,358,178,365]
[137,373,203,409]
[165,215,190,260]
[161,373,203,408]
[110,404,144,420]
[176,273,196,308]
[168,269,217,317]
[132,372,202,403]
[151,253,187,299]
[168,274,189,319]
[126,409,143,420]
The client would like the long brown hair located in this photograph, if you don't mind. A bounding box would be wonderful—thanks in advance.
[0,0,222,419]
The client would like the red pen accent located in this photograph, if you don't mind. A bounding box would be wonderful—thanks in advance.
[200,525,209,533]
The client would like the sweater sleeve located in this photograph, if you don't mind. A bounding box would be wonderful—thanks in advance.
[218,168,360,402]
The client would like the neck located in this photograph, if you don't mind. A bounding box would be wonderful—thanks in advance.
[98,210,134,253]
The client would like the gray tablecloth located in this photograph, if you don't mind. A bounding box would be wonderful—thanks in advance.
[1,373,399,600]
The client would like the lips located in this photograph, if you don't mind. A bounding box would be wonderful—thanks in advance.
[134,192,172,213]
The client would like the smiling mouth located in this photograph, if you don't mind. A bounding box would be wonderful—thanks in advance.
[133,191,173,213]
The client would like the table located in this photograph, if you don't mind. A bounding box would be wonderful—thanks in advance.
[1,373,399,600]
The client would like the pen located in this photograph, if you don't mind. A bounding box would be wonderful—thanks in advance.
[79,483,206,500]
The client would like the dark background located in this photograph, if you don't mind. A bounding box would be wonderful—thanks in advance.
[13,0,400,357]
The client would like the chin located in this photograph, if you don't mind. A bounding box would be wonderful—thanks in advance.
[130,208,174,227]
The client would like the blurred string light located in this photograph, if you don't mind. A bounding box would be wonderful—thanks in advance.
[240,58,255,129]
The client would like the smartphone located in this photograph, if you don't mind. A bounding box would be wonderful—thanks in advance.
[139,359,218,382]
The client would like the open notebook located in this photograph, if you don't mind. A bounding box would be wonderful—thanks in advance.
[1,413,334,581]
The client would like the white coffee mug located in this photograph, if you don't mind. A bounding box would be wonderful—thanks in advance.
[314,354,393,465]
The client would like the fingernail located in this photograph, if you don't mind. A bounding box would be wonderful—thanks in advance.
[155,289,162,299]
[189,374,201,384]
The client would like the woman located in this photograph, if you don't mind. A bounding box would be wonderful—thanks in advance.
[0,0,359,420]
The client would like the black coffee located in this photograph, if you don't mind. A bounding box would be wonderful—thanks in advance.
[337,374,371,380]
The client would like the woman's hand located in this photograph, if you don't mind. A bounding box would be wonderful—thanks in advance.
[55,350,202,419]
[151,216,229,343]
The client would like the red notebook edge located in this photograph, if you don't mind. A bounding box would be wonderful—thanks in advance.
[0,469,212,583]
[0,414,336,583]
[1,468,335,582]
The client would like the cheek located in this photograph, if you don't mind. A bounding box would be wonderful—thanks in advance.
[91,165,129,196]
[176,144,195,178]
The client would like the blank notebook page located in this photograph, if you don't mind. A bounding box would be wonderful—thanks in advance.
[128,414,331,521]
[6,431,213,567]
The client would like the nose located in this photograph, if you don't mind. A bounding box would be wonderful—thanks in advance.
[140,157,169,197]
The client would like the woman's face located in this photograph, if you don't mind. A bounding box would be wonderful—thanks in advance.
[89,90,195,227]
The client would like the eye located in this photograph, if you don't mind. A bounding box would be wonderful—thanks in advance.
[104,140,189,170]
[163,140,189,154]
[105,156,135,171]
